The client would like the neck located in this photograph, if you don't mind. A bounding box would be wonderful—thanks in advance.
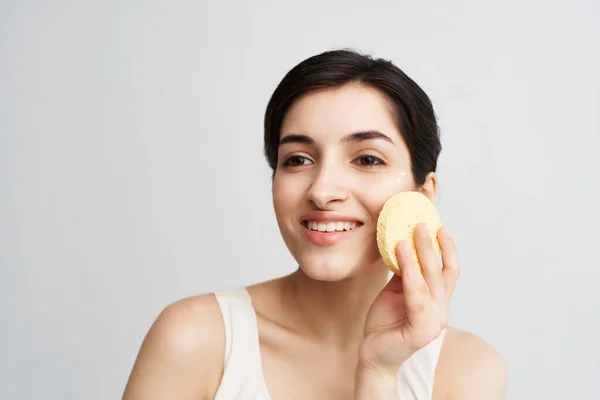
[279,262,390,348]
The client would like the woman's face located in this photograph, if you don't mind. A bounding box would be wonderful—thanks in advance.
[272,84,432,281]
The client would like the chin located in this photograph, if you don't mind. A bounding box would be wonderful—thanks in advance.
[296,249,382,282]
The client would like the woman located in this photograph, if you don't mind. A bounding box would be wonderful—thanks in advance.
[122,49,507,399]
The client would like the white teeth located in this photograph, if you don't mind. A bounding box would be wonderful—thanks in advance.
[305,220,361,232]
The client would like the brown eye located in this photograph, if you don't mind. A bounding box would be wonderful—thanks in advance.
[283,155,313,167]
[353,155,384,166]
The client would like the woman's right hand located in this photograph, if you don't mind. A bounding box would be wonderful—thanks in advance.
[356,223,459,378]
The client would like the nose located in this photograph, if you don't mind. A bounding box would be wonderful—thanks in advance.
[306,164,349,209]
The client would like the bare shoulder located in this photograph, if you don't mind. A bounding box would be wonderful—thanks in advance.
[122,294,225,400]
[434,327,507,400]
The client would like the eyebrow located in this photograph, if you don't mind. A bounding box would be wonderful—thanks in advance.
[278,130,395,146]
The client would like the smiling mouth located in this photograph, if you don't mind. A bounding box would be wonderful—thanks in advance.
[301,220,364,232]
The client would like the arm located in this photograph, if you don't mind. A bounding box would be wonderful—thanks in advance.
[354,366,398,400]
[122,294,225,400]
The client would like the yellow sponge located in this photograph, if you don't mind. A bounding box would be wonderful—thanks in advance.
[376,191,442,275]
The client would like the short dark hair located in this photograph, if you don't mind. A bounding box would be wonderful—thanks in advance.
[263,49,442,186]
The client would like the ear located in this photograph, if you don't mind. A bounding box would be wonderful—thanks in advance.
[418,171,438,202]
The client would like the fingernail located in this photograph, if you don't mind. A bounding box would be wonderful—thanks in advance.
[438,225,448,238]
[419,223,429,238]
[400,241,409,254]
[445,226,453,240]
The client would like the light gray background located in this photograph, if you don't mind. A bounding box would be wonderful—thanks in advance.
[1,1,599,399]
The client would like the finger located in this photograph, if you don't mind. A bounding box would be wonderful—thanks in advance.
[438,226,460,299]
[414,222,444,300]
[397,240,432,329]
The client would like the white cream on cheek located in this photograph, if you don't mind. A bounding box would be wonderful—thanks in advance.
[358,171,414,221]
[383,172,408,187]
[360,171,410,192]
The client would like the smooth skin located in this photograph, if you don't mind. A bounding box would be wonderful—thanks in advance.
[123,83,507,399]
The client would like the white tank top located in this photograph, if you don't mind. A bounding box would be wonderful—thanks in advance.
[213,288,446,400]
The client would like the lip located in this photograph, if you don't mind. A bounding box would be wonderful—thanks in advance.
[300,220,363,246]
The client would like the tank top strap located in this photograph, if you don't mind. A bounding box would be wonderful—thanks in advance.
[397,328,447,399]
[213,287,271,400]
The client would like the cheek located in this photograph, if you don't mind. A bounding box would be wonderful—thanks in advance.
[272,173,303,216]
[355,171,415,217]
[371,172,411,189]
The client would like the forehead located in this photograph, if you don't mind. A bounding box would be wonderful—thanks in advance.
[280,84,402,142]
